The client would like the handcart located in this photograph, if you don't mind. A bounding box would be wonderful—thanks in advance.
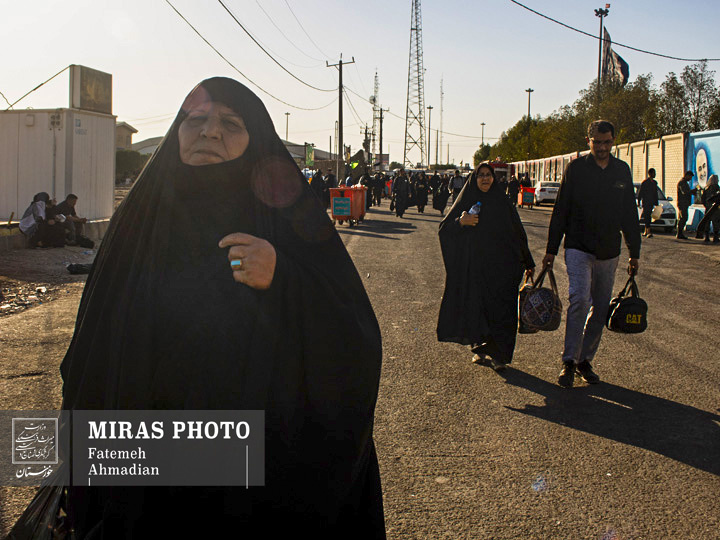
[518,187,536,209]
[330,186,367,226]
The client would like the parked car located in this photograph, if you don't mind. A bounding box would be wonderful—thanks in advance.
[633,184,677,232]
[534,181,560,205]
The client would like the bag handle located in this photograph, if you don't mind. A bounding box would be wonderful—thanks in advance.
[533,265,559,296]
[617,275,640,298]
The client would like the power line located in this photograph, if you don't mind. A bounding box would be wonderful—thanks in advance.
[509,0,720,62]
[6,66,70,110]
[254,0,324,64]
[218,0,334,92]
[283,0,332,60]
[0,89,12,108]
[163,0,337,111]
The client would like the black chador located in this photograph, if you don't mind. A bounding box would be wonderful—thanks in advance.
[54,78,385,539]
[437,167,534,365]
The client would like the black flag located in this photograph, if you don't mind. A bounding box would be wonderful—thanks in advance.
[602,28,629,86]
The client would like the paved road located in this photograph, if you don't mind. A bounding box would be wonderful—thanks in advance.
[1,197,719,539]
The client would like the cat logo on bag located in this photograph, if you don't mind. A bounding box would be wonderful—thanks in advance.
[625,313,643,325]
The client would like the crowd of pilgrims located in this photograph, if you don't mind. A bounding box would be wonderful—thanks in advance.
[308,167,533,218]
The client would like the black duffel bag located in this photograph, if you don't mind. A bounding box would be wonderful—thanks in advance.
[606,274,647,333]
[520,265,562,332]
[518,275,539,334]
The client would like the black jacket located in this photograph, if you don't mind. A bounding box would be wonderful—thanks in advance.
[677,178,696,208]
[547,153,641,260]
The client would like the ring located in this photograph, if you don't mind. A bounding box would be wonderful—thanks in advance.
[230,259,243,270]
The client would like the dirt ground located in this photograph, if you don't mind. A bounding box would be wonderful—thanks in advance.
[0,185,132,318]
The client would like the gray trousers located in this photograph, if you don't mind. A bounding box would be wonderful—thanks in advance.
[562,249,619,364]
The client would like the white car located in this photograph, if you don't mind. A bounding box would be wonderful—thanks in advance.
[534,181,560,205]
[633,184,677,232]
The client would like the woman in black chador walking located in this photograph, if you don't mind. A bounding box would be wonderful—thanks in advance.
[53,77,385,539]
[437,163,535,372]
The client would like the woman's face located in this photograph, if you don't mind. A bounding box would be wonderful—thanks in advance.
[476,167,494,192]
[178,101,250,165]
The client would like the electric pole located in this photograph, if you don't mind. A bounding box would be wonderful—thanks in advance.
[525,88,534,161]
[285,112,290,141]
[427,105,433,167]
[379,107,389,171]
[327,55,355,177]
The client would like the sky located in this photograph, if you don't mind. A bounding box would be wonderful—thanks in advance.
[2,0,719,167]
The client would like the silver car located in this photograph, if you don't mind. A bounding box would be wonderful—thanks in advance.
[633,184,677,233]
[534,181,560,205]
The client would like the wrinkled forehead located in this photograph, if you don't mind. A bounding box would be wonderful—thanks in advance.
[180,85,243,118]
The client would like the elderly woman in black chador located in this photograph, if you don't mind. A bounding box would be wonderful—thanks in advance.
[58,78,385,538]
[437,163,535,372]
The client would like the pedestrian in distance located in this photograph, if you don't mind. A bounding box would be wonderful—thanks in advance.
[700,174,720,243]
[437,163,535,373]
[415,171,429,213]
[55,77,386,539]
[637,168,659,238]
[432,174,451,216]
[676,170,697,240]
[392,168,411,218]
[507,175,520,207]
[542,120,641,388]
[450,169,465,202]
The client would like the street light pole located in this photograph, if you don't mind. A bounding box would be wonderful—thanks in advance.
[285,112,290,141]
[595,6,610,94]
[525,88,534,161]
[481,122,485,147]
[427,105,433,168]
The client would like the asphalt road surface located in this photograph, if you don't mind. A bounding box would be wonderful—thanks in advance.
[1,197,719,539]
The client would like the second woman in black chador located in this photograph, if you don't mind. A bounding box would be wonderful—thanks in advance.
[437,163,535,372]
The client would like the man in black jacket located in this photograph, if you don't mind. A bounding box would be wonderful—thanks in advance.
[542,120,641,388]
[676,171,697,240]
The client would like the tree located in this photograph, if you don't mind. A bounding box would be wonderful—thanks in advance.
[472,144,491,166]
[681,60,719,132]
[116,150,150,181]
[388,161,403,171]
[657,72,689,134]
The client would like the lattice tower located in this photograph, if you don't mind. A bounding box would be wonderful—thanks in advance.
[403,0,427,168]
[371,71,379,157]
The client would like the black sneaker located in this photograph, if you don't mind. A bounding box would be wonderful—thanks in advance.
[558,362,575,388]
[576,361,600,384]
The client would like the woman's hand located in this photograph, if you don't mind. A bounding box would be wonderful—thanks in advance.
[459,211,478,227]
[219,233,277,290]
[525,266,535,279]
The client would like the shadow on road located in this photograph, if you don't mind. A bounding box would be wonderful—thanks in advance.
[500,368,720,476]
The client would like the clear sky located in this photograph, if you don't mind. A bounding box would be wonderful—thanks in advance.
[2,0,719,166]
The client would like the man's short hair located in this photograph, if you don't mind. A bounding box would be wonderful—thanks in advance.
[587,120,615,139]
[66,194,78,201]
[648,168,656,176]
[455,169,460,174]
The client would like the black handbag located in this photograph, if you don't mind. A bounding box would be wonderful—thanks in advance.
[520,266,562,332]
[606,274,647,333]
[518,275,539,334]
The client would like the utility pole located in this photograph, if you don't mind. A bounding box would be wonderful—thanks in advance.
[595,6,610,95]
[284,112,290,141]
[379,107,389,171]
[481,122,486,147]
[427,105,433,167]
[525,88,534,161]
[327,55,355,178]
[435,129,438,166]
